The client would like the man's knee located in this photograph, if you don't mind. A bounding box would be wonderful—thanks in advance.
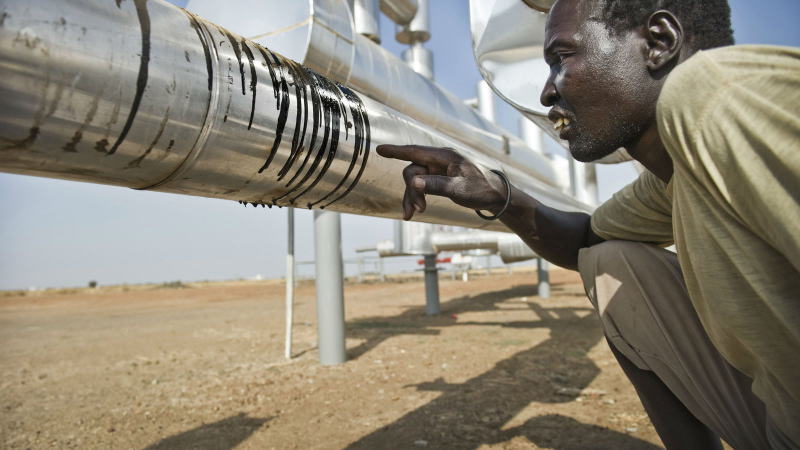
[578,240,680,298]
[578,240,663,306]
[579,240,656,284]
[577,240,686,370]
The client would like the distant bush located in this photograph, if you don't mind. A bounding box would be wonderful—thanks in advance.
[88,280,98,289]
[159,281,187,289]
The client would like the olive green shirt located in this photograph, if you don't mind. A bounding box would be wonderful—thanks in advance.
[591,45,800,444]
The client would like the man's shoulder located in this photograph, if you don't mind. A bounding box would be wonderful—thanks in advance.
[658,45,800,120]
[657,44,800,162]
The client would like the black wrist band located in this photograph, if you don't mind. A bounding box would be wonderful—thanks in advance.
[475,169,511,221]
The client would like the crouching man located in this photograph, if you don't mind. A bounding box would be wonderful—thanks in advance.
[377,0,799,448]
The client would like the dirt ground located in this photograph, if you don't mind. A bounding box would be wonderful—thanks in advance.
[0,268,666,449]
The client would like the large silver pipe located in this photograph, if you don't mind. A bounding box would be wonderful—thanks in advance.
[187,0,568,190]
[0,0,591,233]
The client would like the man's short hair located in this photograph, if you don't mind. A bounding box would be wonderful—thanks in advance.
[599,0,735,50]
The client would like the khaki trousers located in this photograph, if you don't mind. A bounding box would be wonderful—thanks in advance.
[578,241,796,450]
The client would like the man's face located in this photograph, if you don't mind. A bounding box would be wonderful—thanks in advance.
[540,0,659,162]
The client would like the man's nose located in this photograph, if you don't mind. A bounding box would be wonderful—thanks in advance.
[540,75,558,107]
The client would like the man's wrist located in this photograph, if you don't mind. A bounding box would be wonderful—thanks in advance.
[485,170,513,216]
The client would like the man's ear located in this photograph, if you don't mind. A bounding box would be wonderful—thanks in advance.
[645,10,684,71]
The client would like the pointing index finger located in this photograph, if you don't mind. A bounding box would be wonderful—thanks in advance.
[376,144,463,169]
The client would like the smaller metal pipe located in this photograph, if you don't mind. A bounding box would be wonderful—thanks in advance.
[355,0,381,44]
[520,117,544,155]
[402,42,433,80]
[569,157,580,199]
[537,258,550,299]
[285,207,295,360]
[395,0,430,44]
[380,0,418,25]
[521,0,556,13]
[398,0,433,129]
[477,80,496,123]
[314,210,347,365]
[583,163,599,206]
[568,160,598,206]
[424,254,441,315]
[431,231,500,253]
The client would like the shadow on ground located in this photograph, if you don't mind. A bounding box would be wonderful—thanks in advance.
[497,414,661,449]
[346,283,547,360]
[343,280,656,449]
[144,413,273,450]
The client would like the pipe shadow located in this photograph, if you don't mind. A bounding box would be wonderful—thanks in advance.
[495,414,662,449]
[346,302,614,448]
[340,275,659,448]
[346,283,541,360]
[143,412,273,450]
[341,279,661,449]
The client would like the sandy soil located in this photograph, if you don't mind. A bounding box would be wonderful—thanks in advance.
[0,268,665,449]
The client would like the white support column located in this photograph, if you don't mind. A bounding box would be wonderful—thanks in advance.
[537,258,550,299]
[284,207,296,360]
[314,210,347,365]
[424,254,440,315]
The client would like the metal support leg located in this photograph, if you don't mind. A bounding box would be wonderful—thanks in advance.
[285,207,295,360]
[537,258,550,299]
[314,210,346,365]
[423,254,440,315]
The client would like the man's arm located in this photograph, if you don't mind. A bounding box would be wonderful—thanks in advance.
[376,144,604,270]
[500,187,604,269]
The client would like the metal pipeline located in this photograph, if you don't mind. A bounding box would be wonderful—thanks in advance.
[187,0,568,190]
[0,0,591,233]
[430,231,537,264]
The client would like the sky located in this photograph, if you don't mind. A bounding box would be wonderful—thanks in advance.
[1,0,798,290]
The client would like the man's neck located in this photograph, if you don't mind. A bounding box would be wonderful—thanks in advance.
[626,122,674,183]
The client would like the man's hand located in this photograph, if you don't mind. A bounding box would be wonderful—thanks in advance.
[376,144,507,220]
[377,143,604,270]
